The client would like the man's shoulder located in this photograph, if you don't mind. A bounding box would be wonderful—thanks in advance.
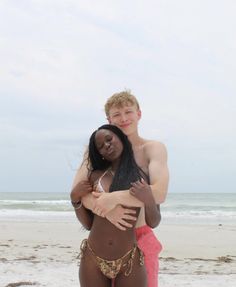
[143,139,167,158]
[143,139,167,151]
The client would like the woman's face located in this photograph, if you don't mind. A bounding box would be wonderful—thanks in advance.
[95,129,123,162]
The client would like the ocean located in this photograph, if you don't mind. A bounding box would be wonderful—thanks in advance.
[0,192,235,225]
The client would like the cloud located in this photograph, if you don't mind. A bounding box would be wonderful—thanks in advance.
[0,0,235,192]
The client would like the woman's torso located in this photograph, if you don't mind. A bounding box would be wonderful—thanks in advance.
[88,169,140,259]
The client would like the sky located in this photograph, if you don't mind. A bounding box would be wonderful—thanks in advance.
[0,0,235,194]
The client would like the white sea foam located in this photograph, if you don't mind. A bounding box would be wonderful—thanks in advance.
[0,209,75,222]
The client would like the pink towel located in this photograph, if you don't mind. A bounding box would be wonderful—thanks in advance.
[112,225,162,287]
[136,225,162,287]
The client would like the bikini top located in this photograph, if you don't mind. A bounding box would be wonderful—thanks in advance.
[95,168,149,193]
[95,169,112,193]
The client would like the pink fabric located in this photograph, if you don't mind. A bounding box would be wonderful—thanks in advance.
[135,225,162,287]
[111,225,162,287]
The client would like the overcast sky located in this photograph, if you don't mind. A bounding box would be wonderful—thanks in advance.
[0,0,235,194]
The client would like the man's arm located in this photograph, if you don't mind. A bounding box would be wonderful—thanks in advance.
[92,189,143,216]
[70,151,137,228]
[146,141,169,204]
[130,179,161,228]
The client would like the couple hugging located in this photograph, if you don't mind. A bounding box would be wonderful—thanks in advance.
[71,91,169,287]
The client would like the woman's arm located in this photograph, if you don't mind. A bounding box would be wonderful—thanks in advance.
[130,179,161,228]
[70,179,94,230]
[73,205,94,230]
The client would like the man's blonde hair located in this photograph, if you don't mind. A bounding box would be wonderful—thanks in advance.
[104,90,140,117]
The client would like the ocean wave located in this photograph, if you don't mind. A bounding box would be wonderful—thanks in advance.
[0,209,235,224]
[0,199,71,211]
[0,209,75,222]
[0,199,69,204]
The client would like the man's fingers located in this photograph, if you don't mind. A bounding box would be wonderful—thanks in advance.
[96,209,104,217]
[92,192,102,198]
[94,208,105,217]
[123,215,137,221]
[116,223,126,231]
[119,219,133,228]
[93,207,99,215]
[124,208,136,215]
[94,205,108,216]
[94,207,102,215]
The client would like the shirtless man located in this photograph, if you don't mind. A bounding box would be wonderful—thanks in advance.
[71,90,169,287]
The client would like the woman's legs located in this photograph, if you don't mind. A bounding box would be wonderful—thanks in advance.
[115,248,147,287]
[79,248,111,287]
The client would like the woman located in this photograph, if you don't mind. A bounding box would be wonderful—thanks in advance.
[72,124,160,287]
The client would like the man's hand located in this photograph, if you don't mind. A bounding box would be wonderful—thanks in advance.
[129,179,154,206]
[92,192,118,217]
[70,180,93,202]
[106,205,137,231]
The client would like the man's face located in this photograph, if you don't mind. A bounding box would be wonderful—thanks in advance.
[107,103,141,136]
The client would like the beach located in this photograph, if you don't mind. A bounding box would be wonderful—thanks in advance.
[1,192,236,286]
[1,219,236,287]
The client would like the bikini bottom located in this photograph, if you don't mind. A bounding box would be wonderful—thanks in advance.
[79,239,144,279]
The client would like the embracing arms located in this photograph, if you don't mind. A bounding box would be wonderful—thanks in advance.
[70,141,168,229]
[91,141,169,214]
[70,153,136,230]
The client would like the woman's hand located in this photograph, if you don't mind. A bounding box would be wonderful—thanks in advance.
[129,179,154,206]
[130,179,161,228]
[70,180,93,202]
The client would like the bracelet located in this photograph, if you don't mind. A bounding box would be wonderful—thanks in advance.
[74,202,83,210]
[71,200,82,210]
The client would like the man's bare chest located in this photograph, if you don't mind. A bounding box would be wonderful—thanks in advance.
[133,148,149,175]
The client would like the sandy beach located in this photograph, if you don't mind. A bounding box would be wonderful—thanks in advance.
[1,219,236,287]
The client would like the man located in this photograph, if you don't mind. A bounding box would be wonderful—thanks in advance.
[71,90,169,287]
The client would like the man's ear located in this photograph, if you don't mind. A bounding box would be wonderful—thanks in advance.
[107,117,111,124]
[137,109,142,120]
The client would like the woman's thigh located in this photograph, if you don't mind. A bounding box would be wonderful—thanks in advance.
[115,249,147,287]
[79,249,111,287]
